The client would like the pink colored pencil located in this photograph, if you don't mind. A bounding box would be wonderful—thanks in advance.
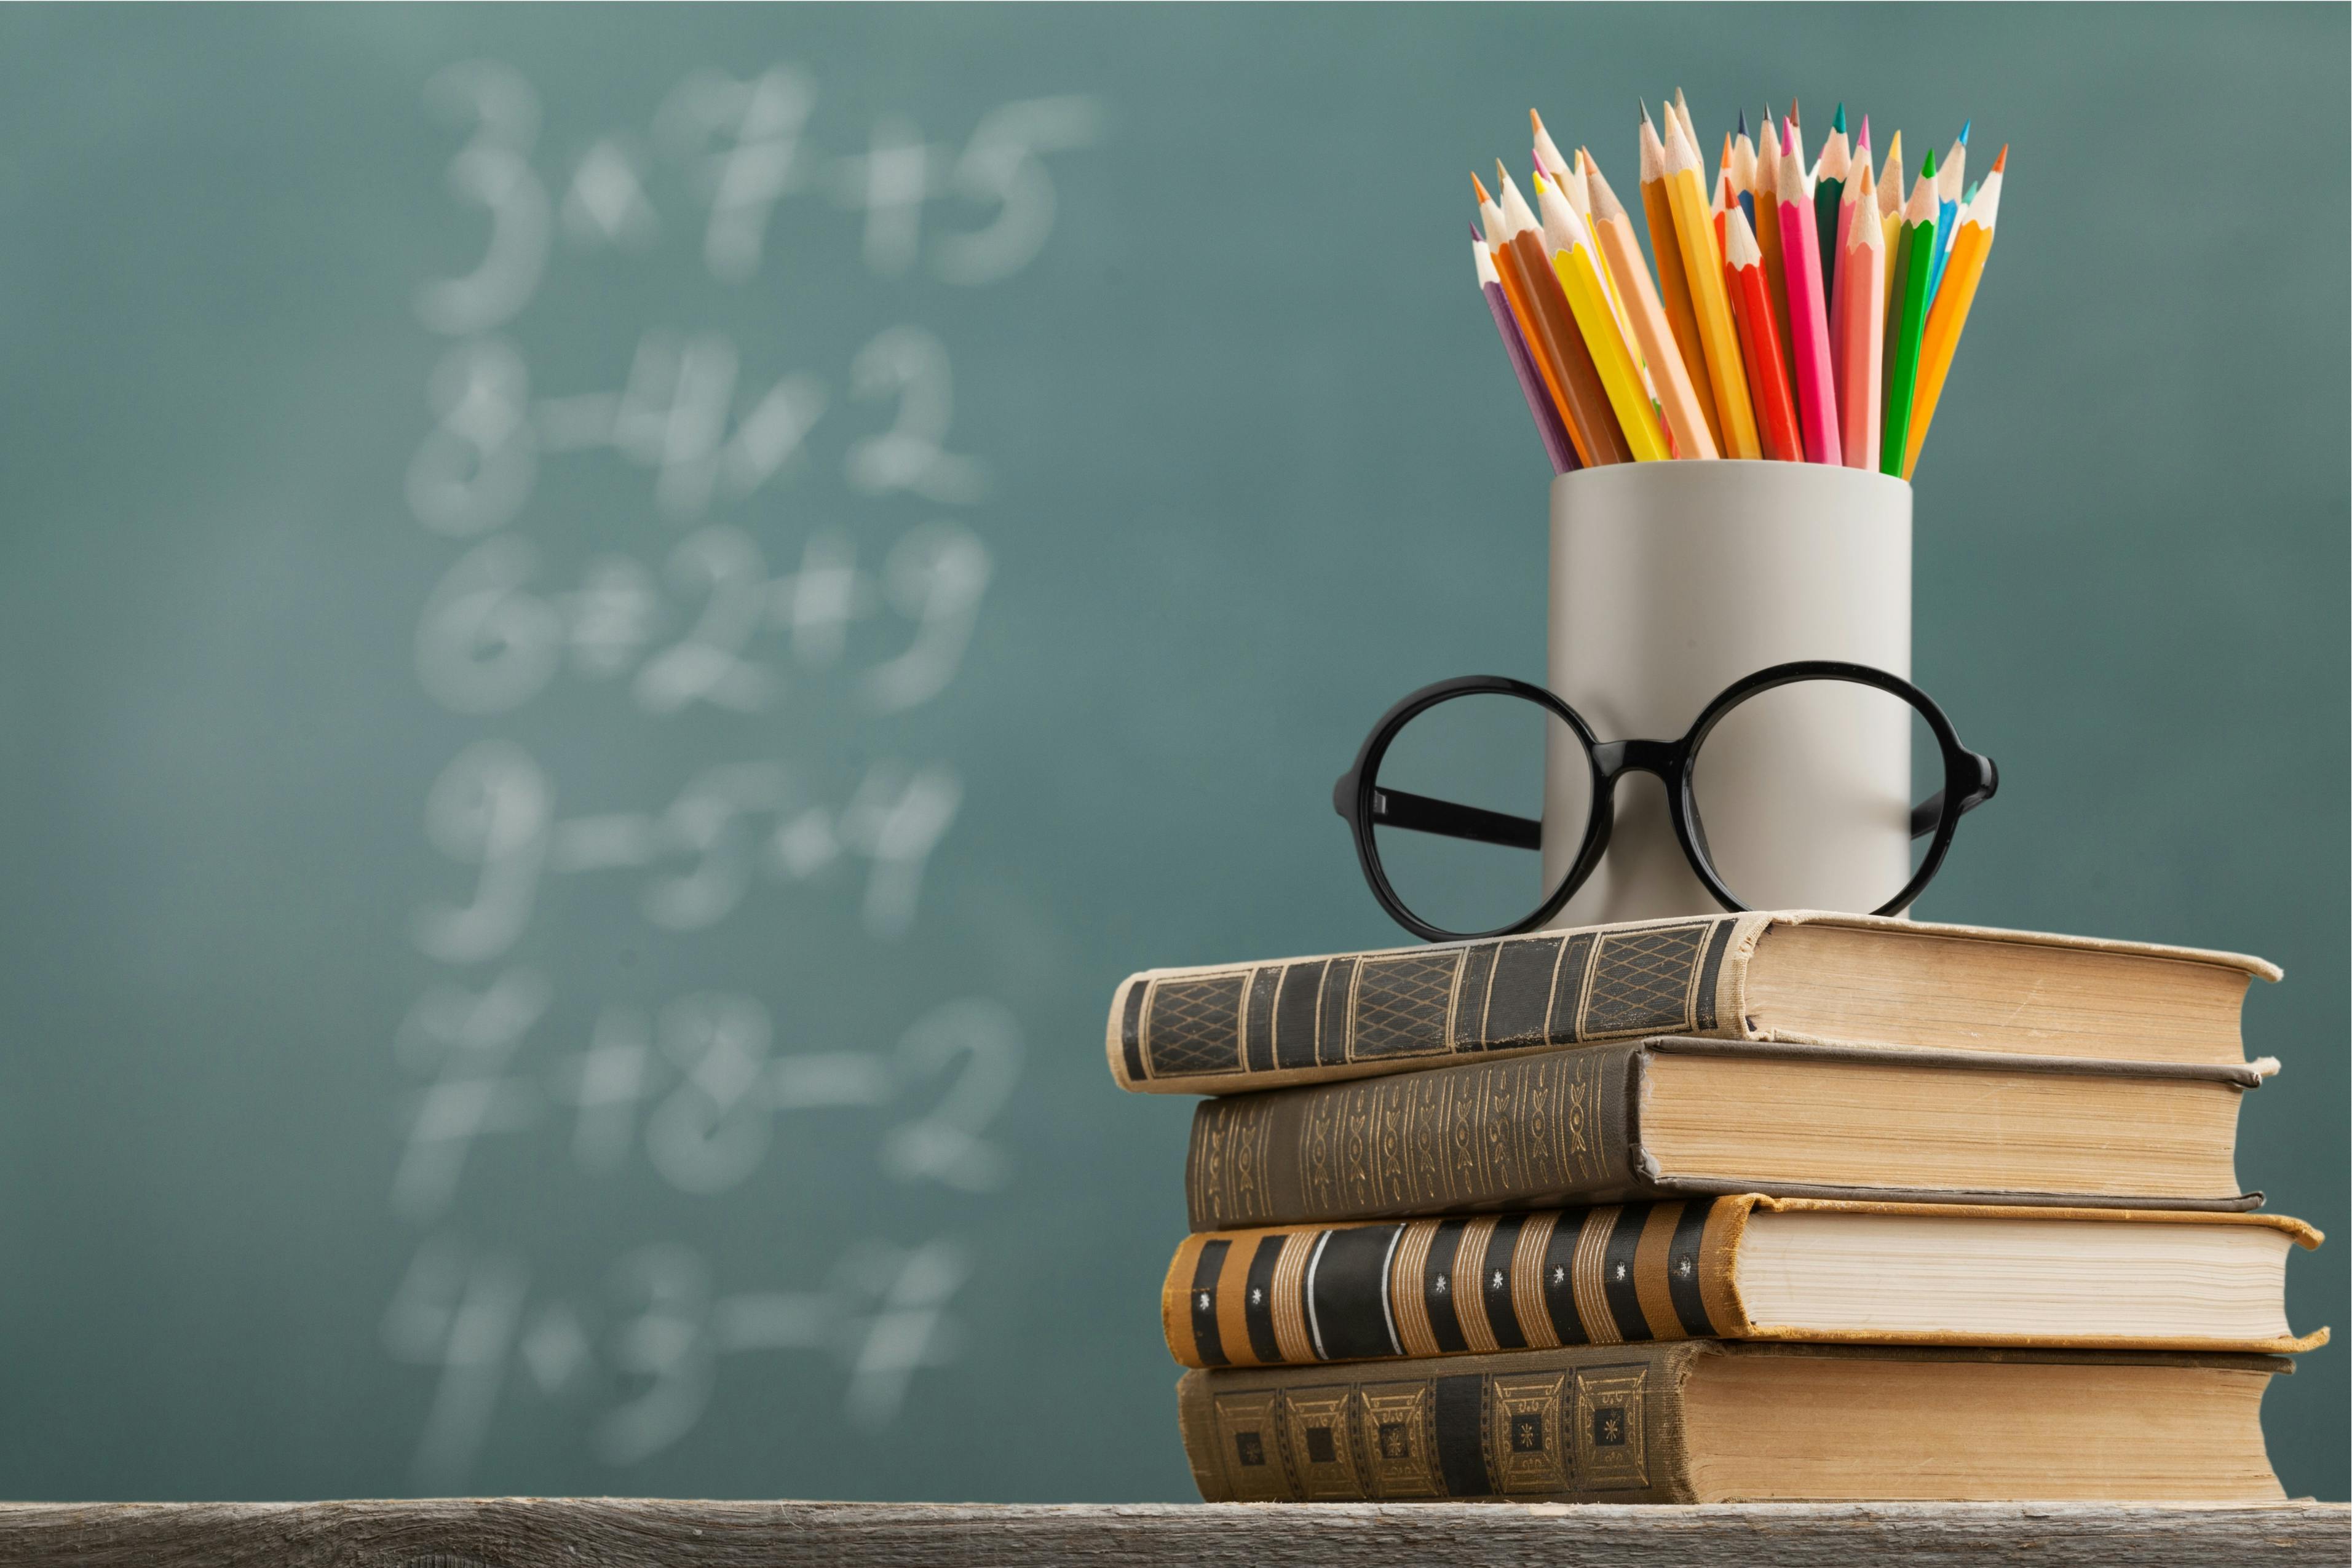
[1837,176,1886,470]
[1775,122,1842,465]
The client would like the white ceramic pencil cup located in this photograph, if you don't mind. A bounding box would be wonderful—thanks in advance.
[1543,461,1913,927]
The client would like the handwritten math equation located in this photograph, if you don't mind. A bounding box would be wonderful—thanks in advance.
[390,58,1098,1484]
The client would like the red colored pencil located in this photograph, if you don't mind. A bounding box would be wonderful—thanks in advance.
[1722,204,1804,461]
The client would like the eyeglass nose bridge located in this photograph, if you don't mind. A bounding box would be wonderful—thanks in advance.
[1588,737,1680,782]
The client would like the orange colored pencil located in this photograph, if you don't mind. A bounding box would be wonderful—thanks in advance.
[1586,160,1720,458]
[1722,205,1803,462]
[1750,103,1795,376]
[1903,147,2005,478]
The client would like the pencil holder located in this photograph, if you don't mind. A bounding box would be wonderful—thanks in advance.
[1543,460,1913,925]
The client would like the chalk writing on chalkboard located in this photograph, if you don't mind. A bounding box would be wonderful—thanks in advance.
[386,57,1098,1487]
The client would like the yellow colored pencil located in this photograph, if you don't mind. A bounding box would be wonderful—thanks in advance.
[1661,109,1761,457]
[1639,106,1726,453]
[1902,148,2003,478]
[1538,178,1673,461]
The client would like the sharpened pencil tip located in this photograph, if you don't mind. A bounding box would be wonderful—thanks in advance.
[1921,148,1937,178]
[1789,97,1800,124]
[1856,113,1871,150]
[1470,219,1483,241]
[1639,100,1653,129]
[1832,103,1847,133]
[1472,172,1493,205]
[1958,119,1972,145]
[1736,108,1748,137]
[1992,143,2008,172]
[1530,107,1545,135]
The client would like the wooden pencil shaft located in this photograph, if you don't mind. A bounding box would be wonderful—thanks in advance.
[1640,172,1726,452]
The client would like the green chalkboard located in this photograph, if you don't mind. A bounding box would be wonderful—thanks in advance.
[0,4,2341,1503]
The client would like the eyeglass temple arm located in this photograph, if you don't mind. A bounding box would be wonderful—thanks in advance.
[1909,754,2000,841]
[1363,786,1544,851]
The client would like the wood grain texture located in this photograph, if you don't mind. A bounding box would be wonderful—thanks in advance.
[0,1500,2342,1568]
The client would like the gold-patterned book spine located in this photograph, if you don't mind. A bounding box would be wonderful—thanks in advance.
[1112,913,1758,1095]
[1176,1340,1709,1503]
[1186,1042,1645,1230]
[1162,1198,1736,1370]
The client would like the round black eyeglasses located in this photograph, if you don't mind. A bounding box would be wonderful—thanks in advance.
[1332,660,2000,943]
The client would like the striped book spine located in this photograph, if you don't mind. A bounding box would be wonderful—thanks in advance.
[1164,1199,1726,1370]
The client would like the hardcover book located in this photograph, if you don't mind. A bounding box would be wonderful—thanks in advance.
[1109,911,2277,1095]
[1176,1342,2294,1503]
[1160,1195,2326,1369]
[1184,1037,2263,1230]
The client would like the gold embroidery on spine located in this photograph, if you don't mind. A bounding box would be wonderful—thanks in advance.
[1280,1387,1363,1500]
[1482,1052,1526,1202]
[1697,1194,1756,1336]
[1210,1390,1291,1501]
[1489,1372,1570,1493]
[1388,1221,1441,1358]
[1214,1237,1257,1366]
[1270,1232,1319,1364]
[1299,1089,1337,1223]
[1358,1382,1443,1498]
[1631,1202,1685,1340]
[1572,1205,1621,1345]
[1339,1082,1375,1218]
[1451,1218,1501,1353]
[1373,1067,1401,1213]
[1510,1213,1561,1349]
[1574,1366,1650,1489]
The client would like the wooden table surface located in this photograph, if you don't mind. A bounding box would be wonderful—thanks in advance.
[0,1499,2343,1567]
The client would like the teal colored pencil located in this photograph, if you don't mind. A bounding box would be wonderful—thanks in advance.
[1882,159,1940,477]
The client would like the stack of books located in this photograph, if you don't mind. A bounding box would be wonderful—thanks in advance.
[1107,910,2327,1503]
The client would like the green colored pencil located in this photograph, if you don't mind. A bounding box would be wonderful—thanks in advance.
[1880,154,1941,477]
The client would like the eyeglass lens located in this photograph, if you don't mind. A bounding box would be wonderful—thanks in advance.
[1686,678,1942,912]
[1366,690,1588,936]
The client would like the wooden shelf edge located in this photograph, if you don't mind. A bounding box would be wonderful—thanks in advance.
[0,1498,2342,1568]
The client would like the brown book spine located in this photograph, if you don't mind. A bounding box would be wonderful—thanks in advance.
[1176,1340,1707,1503]
[1111,913,1759,1094]
[1186,1042,1653,1230]
[1163,1198,1740,1369]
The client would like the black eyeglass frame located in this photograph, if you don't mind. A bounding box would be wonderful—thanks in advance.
[1331,659,2000,943]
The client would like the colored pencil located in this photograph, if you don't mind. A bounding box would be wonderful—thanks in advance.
[1903,146,2003,478]
[1730,113,1759,239]
[1927,122,1969,305]
[1776,122,1842,466]
[1836,165,1885,472]
[1531,109,1576,192]
[1639,106,1726,453]
[1586,160,1719,459]
[1577,146,1644,374]
[1475,224,1577,474]
[1499,169,1634,465]
[1834,157,1872,411]
[1538,180,1673,461]
[1661,109,1762,457]
[1877,128,1906,260]
[1880,159,1939,477]
[1476,172,1580,456]
[1813,104,1850,312]
[1751,102,1795,374]
[1722,205,1802,462]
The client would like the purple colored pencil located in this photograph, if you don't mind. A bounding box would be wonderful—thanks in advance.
[1473,224,1577,473]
